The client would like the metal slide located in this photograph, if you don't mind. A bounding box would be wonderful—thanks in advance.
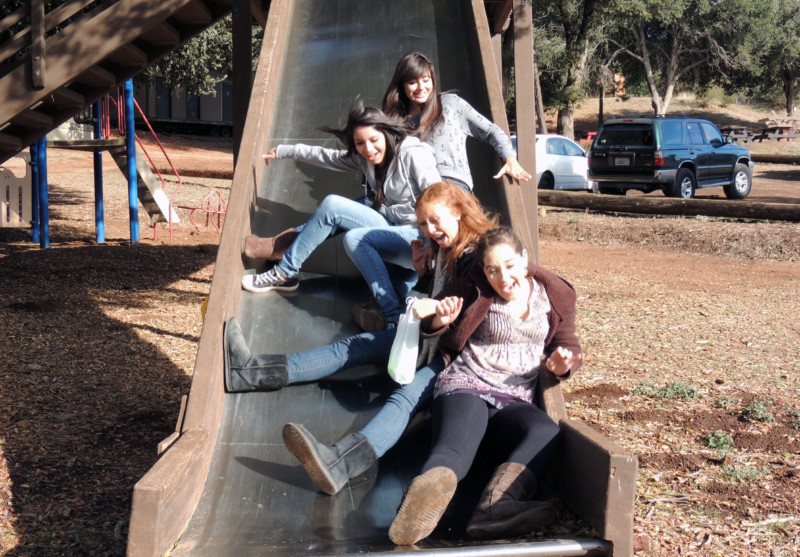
[164,1,617,555]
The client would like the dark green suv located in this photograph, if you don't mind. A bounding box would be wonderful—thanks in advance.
[588,116,754,199]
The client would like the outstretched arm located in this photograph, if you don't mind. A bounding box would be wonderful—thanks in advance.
[493,156,532,183]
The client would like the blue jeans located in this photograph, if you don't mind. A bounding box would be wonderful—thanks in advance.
[276,194,391,279]
[343,226,423,323]
[360,354,446,457]
[286,328,396,383]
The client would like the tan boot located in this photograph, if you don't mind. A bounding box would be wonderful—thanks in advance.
[466,462,557,539]
[351,296,387,332]
[388,467,457,546]
[242,228,298,260]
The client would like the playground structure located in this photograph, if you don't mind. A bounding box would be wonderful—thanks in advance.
[1,1,638,556]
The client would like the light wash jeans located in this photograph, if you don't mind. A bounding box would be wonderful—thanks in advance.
[275,194,391,279]
[286,328,396,383]
[360,354,446,457]
[286,332,446,458]
[343,226,423,323]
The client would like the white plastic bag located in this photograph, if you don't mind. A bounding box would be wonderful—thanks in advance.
[387,297,420,385]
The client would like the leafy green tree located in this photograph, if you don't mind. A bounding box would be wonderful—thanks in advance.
[604,0,732,115]
[139,16,263,96]
[726,0,800,115]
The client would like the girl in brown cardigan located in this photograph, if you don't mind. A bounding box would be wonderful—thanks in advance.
[389,226,583,546]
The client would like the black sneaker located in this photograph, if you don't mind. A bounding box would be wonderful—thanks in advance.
[241,267,299,293]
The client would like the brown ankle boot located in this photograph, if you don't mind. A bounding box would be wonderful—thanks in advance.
[242,228,298,260]
[466,462,557,539]
[389,467,457,546]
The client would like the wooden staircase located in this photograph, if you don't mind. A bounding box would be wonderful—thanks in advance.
[0,0,235,165]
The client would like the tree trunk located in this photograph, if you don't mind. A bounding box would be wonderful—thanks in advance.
[557,106,575,139]
[537,190,800,222]
[534,54,547,133]
[782,66,799,116]
[598,81,604,126]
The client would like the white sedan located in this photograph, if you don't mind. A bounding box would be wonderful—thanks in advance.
[513,134,595,191]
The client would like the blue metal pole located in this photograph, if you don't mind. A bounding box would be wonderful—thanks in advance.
[30,144,40,244]
[93,100,105,244]
[124,79,139,244]
[36,137,49,249]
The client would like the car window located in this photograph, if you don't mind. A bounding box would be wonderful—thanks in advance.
[686,122,705,145]
[700,122,723,144]
[560,138,584,157]
[546,138,564,155]
[596,124,653,147]
[659,120,684,146]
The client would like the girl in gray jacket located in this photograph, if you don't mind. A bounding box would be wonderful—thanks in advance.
[242,100,441,293]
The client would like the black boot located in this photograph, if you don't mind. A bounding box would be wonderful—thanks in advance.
[466,462,557,539]
[282,423,377,495]
[223,317,289,392]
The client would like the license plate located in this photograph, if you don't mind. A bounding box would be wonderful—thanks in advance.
[614,157,631,166]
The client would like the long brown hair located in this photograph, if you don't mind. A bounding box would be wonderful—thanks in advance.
[319,97,411,208]
[415,182,498,275]
[382,52,445,142]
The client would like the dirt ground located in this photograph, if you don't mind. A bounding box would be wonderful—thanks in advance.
[1,99,799,556]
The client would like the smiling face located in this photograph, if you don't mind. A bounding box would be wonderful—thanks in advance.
[403,73,433,112]
[353,125,387,166]
[482,242,529,302]
[417,201,461,249]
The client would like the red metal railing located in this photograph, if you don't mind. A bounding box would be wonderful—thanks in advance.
[101,87,184,242]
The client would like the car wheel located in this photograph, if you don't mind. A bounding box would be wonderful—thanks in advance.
[538,173,555,190]
[673,168,696,199]
[724,163,752,200]
[591,181,601,194]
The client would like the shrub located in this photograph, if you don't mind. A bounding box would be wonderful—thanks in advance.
[655,381,699,400]
[722,463,767,483]
[705,430,734,452]
[741,399,775,423]
[632,382,658,397]
[698,85,732,108]
[714,395,740,410]
[632,381,699,400]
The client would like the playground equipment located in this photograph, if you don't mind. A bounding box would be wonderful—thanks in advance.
[129,1,637,556]
[1,0,637,555]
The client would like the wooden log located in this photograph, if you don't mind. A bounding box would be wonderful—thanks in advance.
[751,153,800,165]
[537,190,800,222]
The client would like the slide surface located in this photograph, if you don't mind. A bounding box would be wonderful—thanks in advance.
[170,2,599,555]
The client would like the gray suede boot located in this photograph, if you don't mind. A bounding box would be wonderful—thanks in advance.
[466,462,557,539]
[282,423,377,495]
[223,317,289,392]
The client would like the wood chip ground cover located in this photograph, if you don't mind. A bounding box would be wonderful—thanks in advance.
[1,132,798,555]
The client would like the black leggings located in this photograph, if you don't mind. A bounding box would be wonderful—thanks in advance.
[422,393,560,481]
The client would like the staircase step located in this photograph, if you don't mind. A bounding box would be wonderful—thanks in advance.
[107,43,149,68]
[173,0,213,24]
[47,139,126,152]
[45,88,86,108]
[75,65,118,88]
[10,110,54,128]
[139,21,181,47]
[0,133,22,150]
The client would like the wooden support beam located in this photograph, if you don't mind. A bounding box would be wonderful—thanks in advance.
[512,0,538,262]
[30,0,45,89]
[538,190,800,222]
